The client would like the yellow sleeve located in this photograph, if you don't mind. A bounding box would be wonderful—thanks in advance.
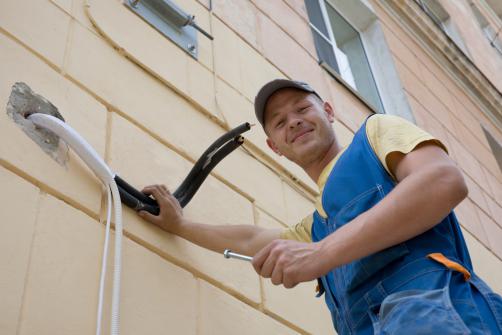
[366,114,448,179]
[280,214,313,242]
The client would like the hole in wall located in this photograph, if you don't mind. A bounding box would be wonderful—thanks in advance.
[6,82,69,166]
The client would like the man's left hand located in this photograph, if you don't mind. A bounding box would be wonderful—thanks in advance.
[252,240,325,288]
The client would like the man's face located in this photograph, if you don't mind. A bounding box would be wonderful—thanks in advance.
[263,88,335,167]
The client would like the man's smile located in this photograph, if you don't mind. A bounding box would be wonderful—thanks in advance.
[291,128,314,143]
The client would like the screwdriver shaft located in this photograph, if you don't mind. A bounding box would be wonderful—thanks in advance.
[223,249,253,262]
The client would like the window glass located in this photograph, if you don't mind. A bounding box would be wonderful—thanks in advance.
[312,31,340,74]
[305,0,329,37]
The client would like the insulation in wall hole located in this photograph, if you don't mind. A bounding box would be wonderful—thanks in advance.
[6,82,69,166]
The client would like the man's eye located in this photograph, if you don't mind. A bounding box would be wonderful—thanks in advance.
[276,120,284,128]
[298,106,310,113]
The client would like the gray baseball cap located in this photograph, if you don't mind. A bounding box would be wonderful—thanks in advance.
[254,79,322,128]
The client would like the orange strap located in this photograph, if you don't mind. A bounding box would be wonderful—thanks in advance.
[427,253,471,280]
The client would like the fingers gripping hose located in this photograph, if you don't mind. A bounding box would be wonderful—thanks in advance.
[27,114,122,335]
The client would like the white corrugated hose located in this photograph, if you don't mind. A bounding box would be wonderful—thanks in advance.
[27,113,122,335]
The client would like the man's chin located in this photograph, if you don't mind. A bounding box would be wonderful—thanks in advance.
[291,147,318,165]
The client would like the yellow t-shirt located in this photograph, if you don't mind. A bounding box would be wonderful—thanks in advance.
[280,114,447,242]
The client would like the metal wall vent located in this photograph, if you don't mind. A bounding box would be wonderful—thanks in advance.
[125,0,213,59]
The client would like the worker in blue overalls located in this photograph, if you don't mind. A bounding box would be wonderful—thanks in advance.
[139,79,502,334]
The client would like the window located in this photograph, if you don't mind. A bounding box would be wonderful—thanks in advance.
[482,126,502,173]
[305,0,384,114]
[415,0,470,56]
[470,3,502,55]
[304,0,417,122]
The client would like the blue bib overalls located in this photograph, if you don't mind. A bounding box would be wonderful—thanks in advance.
[312,117,502,334]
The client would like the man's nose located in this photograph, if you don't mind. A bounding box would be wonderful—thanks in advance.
[289,118,303,129]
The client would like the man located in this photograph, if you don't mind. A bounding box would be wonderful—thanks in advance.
[139,79,502,334]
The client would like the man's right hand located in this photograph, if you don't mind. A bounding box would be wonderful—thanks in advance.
[138,184,184,234]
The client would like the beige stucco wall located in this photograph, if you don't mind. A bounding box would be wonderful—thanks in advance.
[1,0,501,334]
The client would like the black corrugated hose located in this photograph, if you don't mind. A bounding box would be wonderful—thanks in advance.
[115,122,251,215]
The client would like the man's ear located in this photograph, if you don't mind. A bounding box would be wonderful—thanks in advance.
[266,138,282,156]
[323,101,335,123]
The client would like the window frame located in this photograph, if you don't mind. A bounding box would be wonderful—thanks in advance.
[305,0,416,122]
[308,0,384,113]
